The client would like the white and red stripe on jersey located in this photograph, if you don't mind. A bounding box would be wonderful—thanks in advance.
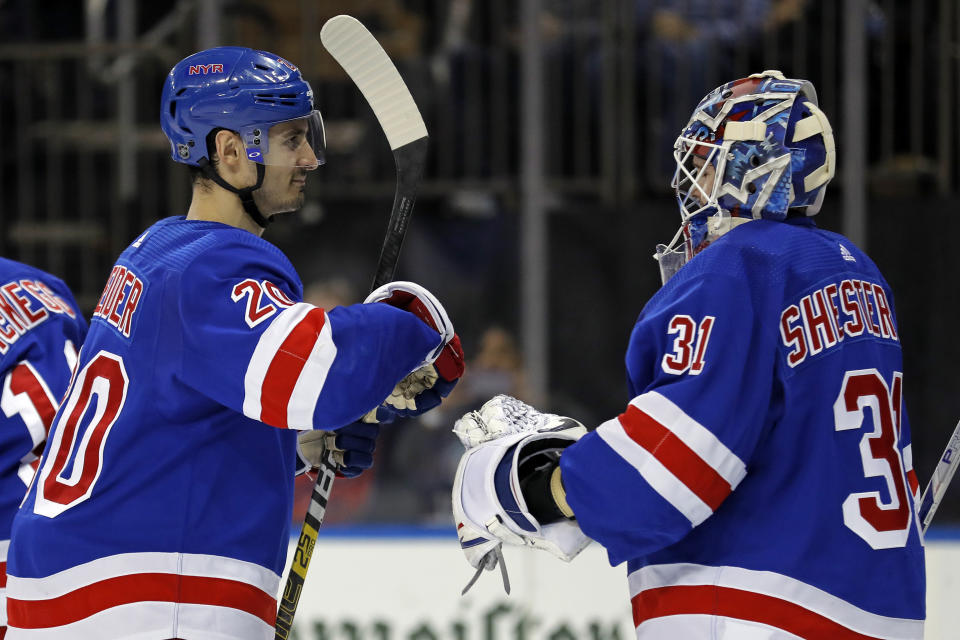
[596,390,746,526]
[0,276,84,639]
[5,552,279,639]
[6,218,445,640]
[629,563,923,640]
[902,444,920,502]
[1,540,8,628]
[242,303,336,430]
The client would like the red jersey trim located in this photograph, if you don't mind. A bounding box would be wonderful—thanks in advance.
[633,584,887,640]
[7,572,276,629]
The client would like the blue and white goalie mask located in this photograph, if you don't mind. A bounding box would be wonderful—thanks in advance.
[656,70,836,284]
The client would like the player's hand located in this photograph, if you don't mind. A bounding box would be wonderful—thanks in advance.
[451,395,592,594]
[296,421,380,478]
[364,281,464,418]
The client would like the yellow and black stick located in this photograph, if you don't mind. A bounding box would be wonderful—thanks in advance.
[275,15,428,639]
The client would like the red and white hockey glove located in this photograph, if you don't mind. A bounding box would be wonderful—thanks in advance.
[452,395,591,594]
[296,421,379,478]
[364,281,464,419]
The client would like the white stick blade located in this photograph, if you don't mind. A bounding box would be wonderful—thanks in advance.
[321,15,428,151]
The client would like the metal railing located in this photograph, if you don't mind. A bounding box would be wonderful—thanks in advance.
[2,0,958,355]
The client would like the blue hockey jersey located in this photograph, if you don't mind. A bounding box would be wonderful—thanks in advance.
[560,218,925,639]
[0,259,86,631]
[6,217,443,639]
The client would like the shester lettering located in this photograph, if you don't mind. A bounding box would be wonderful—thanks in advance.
[799,289,837,354]
[839,280,865,336]
[872,283,897,339]
[858,281,882,336]
[780,279,898,368]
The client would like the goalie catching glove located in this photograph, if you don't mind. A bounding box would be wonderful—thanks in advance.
[452,395,592,594]
[364,281,464,419]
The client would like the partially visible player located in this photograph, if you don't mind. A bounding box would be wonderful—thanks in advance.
[6,47,462,639]
[0,260,86,638]
[452,71,925,639]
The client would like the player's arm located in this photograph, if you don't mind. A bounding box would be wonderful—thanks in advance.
[177,241,460,431]
[452,272,776,567]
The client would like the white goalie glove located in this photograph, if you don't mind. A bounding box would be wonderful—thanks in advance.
[452,395,591,594]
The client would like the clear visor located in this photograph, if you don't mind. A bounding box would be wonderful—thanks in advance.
[240,111,325,169]
[671,135,726,224]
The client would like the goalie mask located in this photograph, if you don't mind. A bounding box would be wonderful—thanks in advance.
[655,70,836,284]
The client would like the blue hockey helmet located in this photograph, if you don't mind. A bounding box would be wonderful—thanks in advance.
[656,70,836,283]
[160,46,325,169]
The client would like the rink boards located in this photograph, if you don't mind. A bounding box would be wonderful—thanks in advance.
[281,526,960,640]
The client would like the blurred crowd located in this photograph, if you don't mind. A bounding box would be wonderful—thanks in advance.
[3,0,958,527]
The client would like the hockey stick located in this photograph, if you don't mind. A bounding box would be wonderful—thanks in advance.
[274,15,428,639]
[917,418,960,535]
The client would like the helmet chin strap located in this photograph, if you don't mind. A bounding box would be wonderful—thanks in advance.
[198,159,272,228]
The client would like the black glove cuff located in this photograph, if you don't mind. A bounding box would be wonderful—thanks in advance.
[520,460,570,524]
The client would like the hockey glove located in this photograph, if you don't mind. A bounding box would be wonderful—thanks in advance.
[452,395,591,594]
[364,281,464,418]
[296,421,380,478]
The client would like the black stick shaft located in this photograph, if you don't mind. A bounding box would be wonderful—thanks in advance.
[275,135,428,639]
[371,138,429,289]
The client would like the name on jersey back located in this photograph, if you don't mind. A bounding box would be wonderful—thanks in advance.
[780,278,898,368]
[0,279,77,354]
[92,265,144,338]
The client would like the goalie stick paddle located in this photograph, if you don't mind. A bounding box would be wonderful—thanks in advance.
[274,15,428,640]
[917,417,960,536]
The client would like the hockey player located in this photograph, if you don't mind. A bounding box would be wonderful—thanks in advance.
[451,71,925,639]
[6,47,462,639]
[0,261,86,638]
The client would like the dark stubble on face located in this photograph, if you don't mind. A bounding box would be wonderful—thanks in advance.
[253,168,308,214]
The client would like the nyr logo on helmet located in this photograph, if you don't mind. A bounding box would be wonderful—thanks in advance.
[188,63,224,75]
[277,58,298,72]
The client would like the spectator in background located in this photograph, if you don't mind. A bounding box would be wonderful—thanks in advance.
[633,0,812,185]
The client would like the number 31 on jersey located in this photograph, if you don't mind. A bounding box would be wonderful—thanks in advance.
[835,369,918,550]
[662,315,715,376]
